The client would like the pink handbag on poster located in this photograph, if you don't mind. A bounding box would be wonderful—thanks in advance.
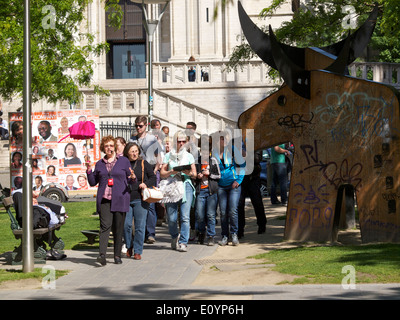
[58,121,95,142]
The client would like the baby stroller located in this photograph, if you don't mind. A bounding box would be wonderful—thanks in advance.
[1,184,67,263]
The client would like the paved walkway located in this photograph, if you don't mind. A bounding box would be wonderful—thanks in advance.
[1,200,400,300]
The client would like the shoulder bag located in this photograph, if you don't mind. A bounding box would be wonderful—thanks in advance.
[141,160,163,203]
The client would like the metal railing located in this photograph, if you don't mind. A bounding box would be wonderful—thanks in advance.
[99,118,135,141]
[153,60,273,87]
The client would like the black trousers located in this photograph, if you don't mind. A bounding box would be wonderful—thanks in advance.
[99,199,126,257]
[238,175,266,235]
[0,127,8,139]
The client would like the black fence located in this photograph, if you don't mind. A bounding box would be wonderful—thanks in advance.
[99,120,136,142]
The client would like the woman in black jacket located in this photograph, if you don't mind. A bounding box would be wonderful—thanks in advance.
[123,142,156,260]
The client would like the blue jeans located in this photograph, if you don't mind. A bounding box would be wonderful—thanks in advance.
[195,189,218,237]
[124,199,149,254]
[146,202,157,239]
[271,162,288,204]
[145,171,159,239]
[165,183,194,245]
[218,184,241,237]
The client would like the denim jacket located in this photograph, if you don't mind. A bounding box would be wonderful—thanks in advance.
[216,145,245,188]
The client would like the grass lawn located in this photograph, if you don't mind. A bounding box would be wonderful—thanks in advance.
[0,200,100,254]
[0,268,69,285]
[0,200,99,284]
[252,244,400,284]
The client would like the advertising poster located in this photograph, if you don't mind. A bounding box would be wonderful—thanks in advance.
[9,109,100,194]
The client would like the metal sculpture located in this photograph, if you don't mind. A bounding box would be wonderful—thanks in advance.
[238,2,400,242]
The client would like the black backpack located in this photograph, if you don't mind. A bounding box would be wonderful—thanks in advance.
[33,206,50,229]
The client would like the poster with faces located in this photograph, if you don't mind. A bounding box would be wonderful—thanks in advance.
[9,109,100,192]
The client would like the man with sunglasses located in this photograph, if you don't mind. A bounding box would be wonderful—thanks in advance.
[129,116,164,244]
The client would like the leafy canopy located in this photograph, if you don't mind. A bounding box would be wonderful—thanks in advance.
[0,0,123,104]
[227,0,400,72]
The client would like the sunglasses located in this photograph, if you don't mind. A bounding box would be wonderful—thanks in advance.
[135,124,145,128]
[177,140,186,143]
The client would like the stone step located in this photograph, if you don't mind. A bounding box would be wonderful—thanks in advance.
[0,140,9,167]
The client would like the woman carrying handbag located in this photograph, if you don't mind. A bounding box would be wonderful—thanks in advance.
[123,142,157,260]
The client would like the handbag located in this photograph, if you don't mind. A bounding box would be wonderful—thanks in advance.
[141,160,163,203]
[142,187,163,203]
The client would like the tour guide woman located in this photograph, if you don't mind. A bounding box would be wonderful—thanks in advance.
[86,135,134,266]
[160,130,197,252]
[123,142,156,260]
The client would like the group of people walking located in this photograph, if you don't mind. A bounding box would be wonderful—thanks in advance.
[86,116,268,266]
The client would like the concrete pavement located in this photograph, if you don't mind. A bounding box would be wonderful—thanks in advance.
[1,200,400,300]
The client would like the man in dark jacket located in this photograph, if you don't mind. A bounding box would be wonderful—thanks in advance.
[238,150,267,237]
[195,149,221,245]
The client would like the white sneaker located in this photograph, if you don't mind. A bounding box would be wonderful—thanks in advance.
[177,243,187,252]
[232,234,239,246]
[218,236,228,246]
[121,244,127,254]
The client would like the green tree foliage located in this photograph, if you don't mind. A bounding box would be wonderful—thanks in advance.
[0,0,123,104]
[227,0,400,71]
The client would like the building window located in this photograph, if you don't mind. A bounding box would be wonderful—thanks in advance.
[106,0,146,79]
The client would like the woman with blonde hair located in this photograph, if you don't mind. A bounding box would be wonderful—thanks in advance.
[163,136,171,153]
[160,130,197,252]
[58,117,69,134]
[77,174,89,190]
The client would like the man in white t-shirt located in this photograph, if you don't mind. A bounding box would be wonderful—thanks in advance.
[129,116,164,167]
